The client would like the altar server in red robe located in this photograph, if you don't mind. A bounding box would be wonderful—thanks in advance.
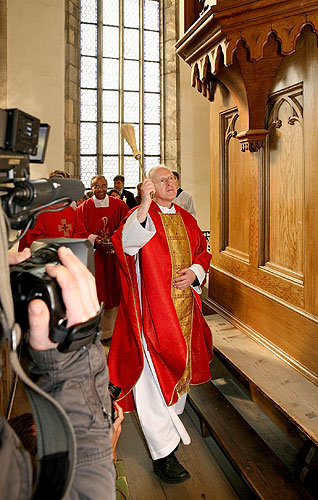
[108,165,213,484]
[76,175,128,336]
[18,171,89,251]
[18,205,89,251]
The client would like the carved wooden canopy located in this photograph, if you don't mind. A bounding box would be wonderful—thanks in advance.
[176,0,318,151]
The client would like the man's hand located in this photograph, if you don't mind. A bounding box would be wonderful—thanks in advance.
[110,401,124,461]
[137,178,155,223]
[8,247,31,265]
[173,268,196,290]
[28,246,100,351]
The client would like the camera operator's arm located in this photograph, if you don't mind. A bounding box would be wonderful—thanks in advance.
[28,247,116,500]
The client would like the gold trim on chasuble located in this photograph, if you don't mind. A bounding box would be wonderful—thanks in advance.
[160,213,194,399]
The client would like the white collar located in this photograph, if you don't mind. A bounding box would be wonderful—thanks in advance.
[93,195,109,208]
[157,203,176,214]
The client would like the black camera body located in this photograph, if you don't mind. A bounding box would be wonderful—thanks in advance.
[0,108,89,350]
[10,238,94,342]
[10,243,65,339]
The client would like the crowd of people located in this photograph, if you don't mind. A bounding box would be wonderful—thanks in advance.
[2,165,211,498]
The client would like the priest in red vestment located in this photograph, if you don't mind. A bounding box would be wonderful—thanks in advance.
[107,166,213,484]
[18,203,89,251]
[76,175,128,315]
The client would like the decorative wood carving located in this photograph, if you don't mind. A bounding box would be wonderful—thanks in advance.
[263,83,304,283]
[176,0,318,152]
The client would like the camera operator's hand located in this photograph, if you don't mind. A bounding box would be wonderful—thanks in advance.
[8,247,31,265]
[110,401,124,461]
[28,246,100,351]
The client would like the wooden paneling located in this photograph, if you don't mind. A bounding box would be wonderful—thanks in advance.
[208,269,318,381]
[183,0,201,33]
[220,110,251,261]
[208,27,318,383]
[265,85,304,282]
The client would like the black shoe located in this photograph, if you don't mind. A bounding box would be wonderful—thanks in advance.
[153,453,190,484]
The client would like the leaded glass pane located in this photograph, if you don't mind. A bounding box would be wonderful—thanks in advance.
[144,124,160,154]
[124,60,139,91]
[80,123,97,155]
[144,0,159,31]
[124,126,140,155]
[124,28,139,60]
[144,61,160,92]
[124,0,139,28]
[80,156,97,188]
[80,1,161,184]
[124,92,139,123]
[103,58,119,90]
[144,30,159,62]
[81,0,97,24]
[144,155,161,174]
[103,26,119,58]
[103,0,119,26]
[103,157,119,183]
[103,123,119,155]
[81,24,97,57]
[81,89,97,121]
[144,93,160,123]
[123,156,140,188]
[81,56,97,88]
[103,90,119,122]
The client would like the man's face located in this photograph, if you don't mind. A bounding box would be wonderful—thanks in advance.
[152,168,178,206]
[91,177,108,200]
[114,179,124,192]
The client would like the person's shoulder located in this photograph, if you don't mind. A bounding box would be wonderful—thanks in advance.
[79,197,93,209]
[123,189,134,198]
[109,196,128,209]
[175,203,196,222]
[179,190,193,200]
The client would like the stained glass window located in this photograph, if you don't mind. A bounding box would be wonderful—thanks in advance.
[80,0,161,189]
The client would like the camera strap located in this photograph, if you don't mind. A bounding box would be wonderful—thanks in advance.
[9,324,76,500]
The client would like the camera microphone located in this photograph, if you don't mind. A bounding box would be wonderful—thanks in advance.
[12,176,85,207]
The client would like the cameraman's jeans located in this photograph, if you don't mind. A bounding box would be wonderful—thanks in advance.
[29,341,115,500]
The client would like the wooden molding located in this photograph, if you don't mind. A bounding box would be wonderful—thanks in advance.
[176,0,318,152]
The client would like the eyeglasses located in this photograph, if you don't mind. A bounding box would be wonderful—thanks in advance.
[92,184,107,190]
[154,175,177,186]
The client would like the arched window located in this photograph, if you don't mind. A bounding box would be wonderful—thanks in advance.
[80,0,162,189]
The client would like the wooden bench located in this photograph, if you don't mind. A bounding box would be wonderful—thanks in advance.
[186,313,318,499]
[205,314,318,447]
[188,382,313,500]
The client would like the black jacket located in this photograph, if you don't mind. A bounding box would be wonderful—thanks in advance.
[121,189,137,209]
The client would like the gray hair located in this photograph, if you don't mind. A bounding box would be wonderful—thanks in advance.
[147,165,173,182]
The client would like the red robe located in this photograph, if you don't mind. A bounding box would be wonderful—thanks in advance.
[18,205,89,251]
[107,202,213,411]
[77,196,128,310]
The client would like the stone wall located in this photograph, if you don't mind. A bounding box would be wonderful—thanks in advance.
[65,0,81,177]
[163,0,180,172]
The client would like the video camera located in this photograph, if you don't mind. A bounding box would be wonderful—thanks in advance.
[0,108,91,346]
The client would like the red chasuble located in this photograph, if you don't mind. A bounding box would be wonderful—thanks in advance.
[107,202,213,411]
[18,205,89,251]
[77,196,128,310]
